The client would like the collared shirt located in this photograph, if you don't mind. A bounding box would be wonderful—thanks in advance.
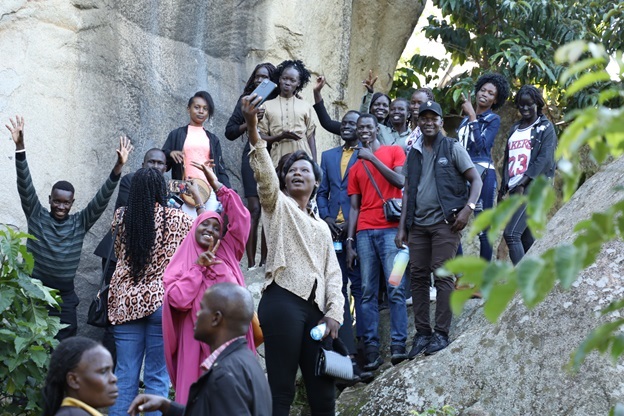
[60,397,103,416]
[248,139,344,324]
[200,336,245,372]
[335,147,355,223]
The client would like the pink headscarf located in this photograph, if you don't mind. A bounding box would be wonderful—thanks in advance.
[162,210,254,394]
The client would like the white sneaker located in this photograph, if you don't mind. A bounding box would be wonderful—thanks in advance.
[429,286,437,302]
[405,296,413,306]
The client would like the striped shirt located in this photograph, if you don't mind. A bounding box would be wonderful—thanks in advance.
[15,152,119,293]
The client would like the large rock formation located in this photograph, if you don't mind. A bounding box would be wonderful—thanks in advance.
[336,157,624,415]
[0,1,423,337]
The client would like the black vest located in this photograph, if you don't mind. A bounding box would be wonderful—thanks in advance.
[405,133,469,228]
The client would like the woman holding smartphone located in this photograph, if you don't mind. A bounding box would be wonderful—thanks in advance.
[244,94,344,415]
[225,63,276,270]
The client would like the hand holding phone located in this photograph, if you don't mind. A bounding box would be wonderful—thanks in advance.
[251,79,278,107]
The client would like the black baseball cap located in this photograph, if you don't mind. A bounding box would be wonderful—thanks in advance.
[418,101,443,117]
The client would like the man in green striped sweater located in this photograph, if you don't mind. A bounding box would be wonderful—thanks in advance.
[7,115,132,340]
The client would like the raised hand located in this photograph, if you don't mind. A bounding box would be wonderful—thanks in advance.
[197,239,222,267]
[241,94,264,128]
[190,160,220,191]
[116,136,133,166]
[362,70,378,93]
[314,76,326,93]
[6,115,25,150]
[461,92,476,119]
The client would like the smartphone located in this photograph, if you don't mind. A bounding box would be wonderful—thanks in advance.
[251,79,278,107]
[168,179,189,195]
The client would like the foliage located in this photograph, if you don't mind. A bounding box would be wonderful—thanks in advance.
[390,0,624,115]
[0,226,63,415]
[439,41,624,375]
[411,404,458,416]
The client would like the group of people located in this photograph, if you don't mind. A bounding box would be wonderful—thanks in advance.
[8,55,556,416]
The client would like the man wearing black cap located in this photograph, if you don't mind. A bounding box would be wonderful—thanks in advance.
[395,101,482,357]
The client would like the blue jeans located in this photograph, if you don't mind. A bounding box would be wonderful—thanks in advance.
[357,228,407,348]
[108,307,169,416]
[476,168,497,261]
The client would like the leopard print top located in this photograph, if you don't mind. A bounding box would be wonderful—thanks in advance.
[107,205,192,325]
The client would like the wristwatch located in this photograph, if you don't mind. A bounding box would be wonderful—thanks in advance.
[467,202,476,210]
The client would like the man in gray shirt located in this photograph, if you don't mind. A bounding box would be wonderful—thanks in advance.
[396,101,482,357]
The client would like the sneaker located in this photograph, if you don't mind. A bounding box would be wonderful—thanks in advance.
[425,332,449,355]
[408,333,432,359]
[405,296,413,306]
[390,345,408,365]
[363,348,384,371]
[430,286,437,302]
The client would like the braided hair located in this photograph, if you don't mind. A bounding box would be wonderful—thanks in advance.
[242,62,277,97]
[475,72,510,110]
[42,337,100,416]
[514,85,545,115]
[275,59,311,95]
[123,168,167,283]
[413,87,435,102]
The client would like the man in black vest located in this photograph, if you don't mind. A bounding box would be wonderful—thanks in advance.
[396,101,482,357]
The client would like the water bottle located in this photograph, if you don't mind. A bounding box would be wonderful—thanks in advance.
[389,246,409,286]
[310,323,327,341]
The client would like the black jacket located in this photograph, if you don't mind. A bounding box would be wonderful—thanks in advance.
[500,114,557,195]
[165,338,272,416]
[93,172,133,261]
[162,126,231,187]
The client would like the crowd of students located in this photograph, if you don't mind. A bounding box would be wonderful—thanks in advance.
[8,57,556,416]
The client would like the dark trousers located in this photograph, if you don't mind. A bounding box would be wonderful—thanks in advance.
[408,222,461,336]
[49,291,79,341]
[503,203,534,265]
[258,283,335,416]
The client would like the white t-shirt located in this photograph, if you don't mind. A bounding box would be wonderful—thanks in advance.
[507,126,533,188]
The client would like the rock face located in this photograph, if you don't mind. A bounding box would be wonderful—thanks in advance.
[0,1,423,337]
[336,157,624,415]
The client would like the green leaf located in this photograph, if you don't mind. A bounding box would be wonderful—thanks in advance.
[474,196,525,246]
[14,336,30,355]
[450,288,474,316]
[560,57,608,84]
[516,256,547,307]
[483,278,518,322]
[554,244,585,289]
[526,176,556,237]
[566,71,612,97]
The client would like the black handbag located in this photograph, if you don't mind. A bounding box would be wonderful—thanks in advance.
[315,337,353,382]
[87,225,118,327]
[361,162,402,222]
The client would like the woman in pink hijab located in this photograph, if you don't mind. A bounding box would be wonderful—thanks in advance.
[162,161,253,404]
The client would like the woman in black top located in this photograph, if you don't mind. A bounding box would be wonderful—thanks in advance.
[225,63,276,269]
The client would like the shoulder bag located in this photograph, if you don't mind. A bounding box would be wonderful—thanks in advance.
[361,161,402,222]
[87,224,118,327]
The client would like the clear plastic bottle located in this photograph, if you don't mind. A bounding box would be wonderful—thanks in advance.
[310,323,327,340]
[389,246,409,286]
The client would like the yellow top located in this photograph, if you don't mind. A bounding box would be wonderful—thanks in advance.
[60,397,103,416]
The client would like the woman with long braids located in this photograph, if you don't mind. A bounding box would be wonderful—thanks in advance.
[225,63,276,270]
[258,59,317,165]
[456,72,510,261]
[499,85,556,264]
[106,168,193,416]
[42,336,117,415]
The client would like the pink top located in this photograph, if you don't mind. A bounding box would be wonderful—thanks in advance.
[162,186,252,403]
[183,125,211,179]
